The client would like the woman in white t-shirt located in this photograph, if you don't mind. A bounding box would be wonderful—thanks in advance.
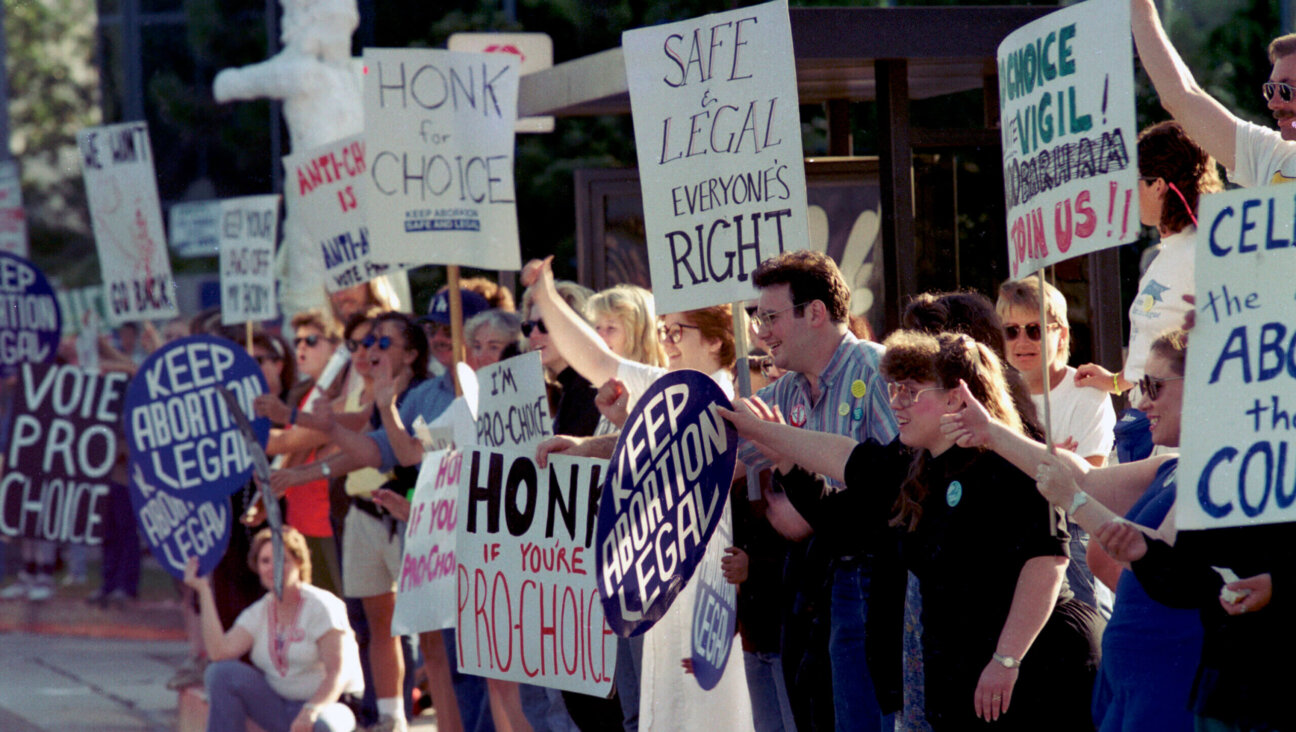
[185,526,363,732]
[1075,121,1220,401]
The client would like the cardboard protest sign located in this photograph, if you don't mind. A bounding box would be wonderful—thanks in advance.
[997,0,1138,278]
[473,351,552,451]
[219,195,280,325]
[0,160,29,258]
[168,200,220,259]
[56,285,109,337]
[123,335,269,503]
[393,449,462,635]
[622,0,808,313]
[78,122,179,324]
[689,501,736,690]
[0,363,129,544]
[128,461,232,580]
[0,252,61,377]
[1178,185,1296,530]
[362,48,521,271]
[284,135,408,292]
[456,448,617,696]
[596,370,736,637]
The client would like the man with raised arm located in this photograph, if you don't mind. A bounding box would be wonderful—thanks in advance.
[1132,0,1296,186]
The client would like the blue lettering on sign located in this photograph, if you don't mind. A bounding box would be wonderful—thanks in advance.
[0,252,62,378]
[596,370,736,637]
[689,504,735,690]
[123,335,269,502]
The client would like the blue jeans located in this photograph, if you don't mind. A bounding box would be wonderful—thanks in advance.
[205,660,355,732]
[745,651,797,732]
[444,628,495,732]
[520,683,580,731]
[830,563,892,732]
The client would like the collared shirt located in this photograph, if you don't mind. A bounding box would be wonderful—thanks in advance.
[737,331,897,490]
[370,370,455,473]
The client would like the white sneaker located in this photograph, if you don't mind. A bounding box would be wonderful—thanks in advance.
[26,582,53,602]
[366,714,408,732]
[0,574,32,600]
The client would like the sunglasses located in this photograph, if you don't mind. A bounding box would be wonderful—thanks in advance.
[658,322,700,344]
[295,334,321,348]
[521,319,548,337]
[1263,81,1296,103]
[1138,373,1184,401]
[1003,323,1052,342]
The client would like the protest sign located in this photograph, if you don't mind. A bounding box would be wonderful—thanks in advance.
[393,449,462,635]
[128,461,232,580]
[0,160,28,258]
[0,252,61,377]
[997,0,1138,278]
[123,335,269,503]
[473,351,552,451]
[78,122,179,324]
[284,135,407,292]
[219,195,280,325]
[56,285,109,337]
[362,48,521,271]
[456,448,617,696]
[596,370,736,637]
[168,200,220,259]
[1178,185,1296,530]
[689,501,736,690]
[0,363,129,544]
[622,0,808,313]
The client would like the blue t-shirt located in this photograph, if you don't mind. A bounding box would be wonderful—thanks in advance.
[368,371,454,473]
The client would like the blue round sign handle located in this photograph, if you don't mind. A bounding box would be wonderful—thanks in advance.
[596,370,738,638]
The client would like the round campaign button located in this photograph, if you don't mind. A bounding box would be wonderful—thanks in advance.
[789,403,809,427]
[837,401,850,417]
[852,406,864,421]
[946,480,963,507]
[851,380,867,398]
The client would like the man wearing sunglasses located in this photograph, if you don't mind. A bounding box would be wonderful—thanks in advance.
[1133,0,1296,187]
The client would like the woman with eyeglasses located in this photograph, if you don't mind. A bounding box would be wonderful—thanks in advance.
[1074,122,1219,415]
[520,256,752,732]
[721,330,1102,731]
[942,329,1200,731]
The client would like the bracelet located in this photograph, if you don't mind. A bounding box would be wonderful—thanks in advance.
[1111,373,1122,395]
[1068,491,1091,515]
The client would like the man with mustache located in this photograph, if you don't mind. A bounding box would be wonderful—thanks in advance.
[1132,0,1296,186]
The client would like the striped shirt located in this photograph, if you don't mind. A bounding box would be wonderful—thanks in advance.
[738,331,898,490]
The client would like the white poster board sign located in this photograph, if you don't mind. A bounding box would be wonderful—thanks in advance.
[283,135,409,292]
[448,32,555,133]
[219,195,280,325]
[0,160,29,258]
[455,448,616,696]
[168,200,220,259]
[1179,185,1296,530]
[393,449,462,634]
[997,0,1138,278]
[78,122,179,324]
[362,49,521,271]
[472,351,553,451]
[622,0,808,313]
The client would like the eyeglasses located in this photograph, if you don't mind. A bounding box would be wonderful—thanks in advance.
[1138,373,1184,401]
[886,381,948,408]
[1003,323,1055,342]
[751,302,809,331]
[521,319,547,337]
[658,322,700,344]
[295,334,321,348]
[750,354,780,378]
[1263,81,1296,103]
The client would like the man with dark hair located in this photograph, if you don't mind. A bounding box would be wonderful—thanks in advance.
[1132,0,1296,185]
[741,249,899,732]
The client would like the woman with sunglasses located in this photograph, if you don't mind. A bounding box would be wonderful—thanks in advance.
[520,256,752,732]
[943,329,1201,731]
[721,331,1102,731]
[1074,122,1219,416]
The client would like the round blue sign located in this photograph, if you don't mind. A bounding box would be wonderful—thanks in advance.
[596,370,737,638]
[126,473,232,581]
[123,334,269,503]
[0,252,61,378]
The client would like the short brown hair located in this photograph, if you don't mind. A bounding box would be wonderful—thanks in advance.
[291,308,341,340]
[1149,329,1188,376]
[1270,33,1296,63]
[1138,121,1221,235]
[996,278,1071,364]
[447,276,515,313]
[248,526,312,585]
[752,250,851,323]
[681,304,735,368]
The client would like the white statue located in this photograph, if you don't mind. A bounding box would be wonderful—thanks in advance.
[214,0,406,321]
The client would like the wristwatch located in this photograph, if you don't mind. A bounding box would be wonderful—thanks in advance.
[1068,491,1091,516]
[992,652,1021,669]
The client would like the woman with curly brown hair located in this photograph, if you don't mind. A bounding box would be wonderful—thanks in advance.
[721,331,1103,731]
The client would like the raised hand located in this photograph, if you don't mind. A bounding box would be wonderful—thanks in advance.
[940,379,994,448]
[596,378,630,429]
[1073,363,1117,392]
[254,393,291,424]
[520,256,555,289]
[182,555,209,592]
[721,546,749,584]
